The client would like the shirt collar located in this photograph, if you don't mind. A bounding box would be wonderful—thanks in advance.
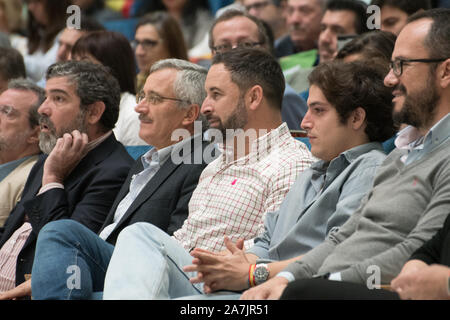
[218,123,291,165]
[140,133,199,169]
[395,113,450,150]
[311,142,384,172]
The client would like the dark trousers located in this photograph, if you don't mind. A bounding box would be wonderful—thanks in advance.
[280,278,400,300]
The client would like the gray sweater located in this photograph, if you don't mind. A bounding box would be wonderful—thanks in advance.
[283,134,450,284]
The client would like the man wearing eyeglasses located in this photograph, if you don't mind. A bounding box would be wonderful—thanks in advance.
[243,0,288,41]
[4,59,213,300]
[209,9,308,131]
[0,80,43,227]
[240,8,450,300]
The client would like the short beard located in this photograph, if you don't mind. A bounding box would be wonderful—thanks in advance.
[393,70,439,129]
[219,95,248,142]
[39,109,88,154]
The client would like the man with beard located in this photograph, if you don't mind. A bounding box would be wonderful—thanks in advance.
[0,80,43,227]
[240,8,450,300]
[0,60,134,297]
[99,48,314,299]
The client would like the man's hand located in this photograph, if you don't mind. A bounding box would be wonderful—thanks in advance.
[0,279,32,300]
[391,264,450,300]
[183,237,250,293]
[240,276,288,300]
[42,130,89,185]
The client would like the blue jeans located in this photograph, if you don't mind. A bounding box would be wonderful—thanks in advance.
[103,222,203,299]
[31,220,114,300]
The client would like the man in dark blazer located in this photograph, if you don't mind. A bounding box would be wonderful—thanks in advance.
[5,59,213,299]
[0,61,134,295]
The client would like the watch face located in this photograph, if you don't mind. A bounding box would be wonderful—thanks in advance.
[254,265,269,285]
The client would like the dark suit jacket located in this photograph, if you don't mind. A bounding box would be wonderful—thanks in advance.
[101,136,214,245]
[0,134,134,285]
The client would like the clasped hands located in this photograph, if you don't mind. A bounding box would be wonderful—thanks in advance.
[183,236,289,300]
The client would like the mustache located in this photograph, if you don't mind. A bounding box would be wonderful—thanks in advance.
[394,84,407,94]
[138,114,152,122]
[39,115,55,131]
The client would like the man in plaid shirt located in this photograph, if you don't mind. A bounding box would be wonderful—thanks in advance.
[99,49,314,299]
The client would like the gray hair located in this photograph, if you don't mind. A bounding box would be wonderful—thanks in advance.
[150,59,209,129]
[46,60,121,131]
[7,78,45,128]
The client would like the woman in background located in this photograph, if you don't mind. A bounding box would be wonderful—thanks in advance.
[71,30,146,146]
[133,11,188,93]
[23,0,70,82]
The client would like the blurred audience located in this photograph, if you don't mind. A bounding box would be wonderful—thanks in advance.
[56,15,105,62]
[243,0,288,41]
[0,47,26,93]
[71,30,145,146]
[275,0,325,58]
[371,0,432,35]
[22,0,71,82]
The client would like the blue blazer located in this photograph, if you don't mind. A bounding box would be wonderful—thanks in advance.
[0,133,134,286]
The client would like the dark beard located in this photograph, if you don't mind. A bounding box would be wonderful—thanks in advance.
[393,76,439,129]
[220,96,248,141]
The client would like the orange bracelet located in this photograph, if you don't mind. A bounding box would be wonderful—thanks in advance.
[248,264,256,287]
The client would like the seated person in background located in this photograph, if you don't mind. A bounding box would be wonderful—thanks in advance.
[183,60,397,298]
[275,0,324,58]
[71,30,146,146]
[209,9,308,130]
[133,11,188,93]
[0,60,134,298]
[335,30,397,69]
[371,0,432,35]
[10,59,214,300]
[56,14,105,62]
[292,0,370,99]
[243,8,450,300]
[243,0,288,42]
[100,48,314,300]
[317,0,369,63]
[0,79,43,227]
[0,47,26,93]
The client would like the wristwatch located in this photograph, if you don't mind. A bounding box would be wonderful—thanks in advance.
[254,263,270,285]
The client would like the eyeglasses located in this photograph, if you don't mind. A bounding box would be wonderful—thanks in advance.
[389,58,448,76]
[136,91,190,105]
[245,1,270,12]
[211,41,264,54]
[131,39,160,50]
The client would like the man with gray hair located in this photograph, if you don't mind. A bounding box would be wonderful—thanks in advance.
[0,60,134,299]
[0,79,43,226]
[11,59,214,300]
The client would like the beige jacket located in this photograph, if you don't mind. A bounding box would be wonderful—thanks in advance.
[0,155,39,227]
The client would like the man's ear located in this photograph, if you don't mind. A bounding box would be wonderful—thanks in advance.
[86,101,106,125]
[350,107,366,131]
[438,58,450,89]
[246,85,264,111]
[182,104,200,126]
[27,125,41,145]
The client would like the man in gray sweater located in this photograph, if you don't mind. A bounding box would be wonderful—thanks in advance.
[241,8,450,300]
